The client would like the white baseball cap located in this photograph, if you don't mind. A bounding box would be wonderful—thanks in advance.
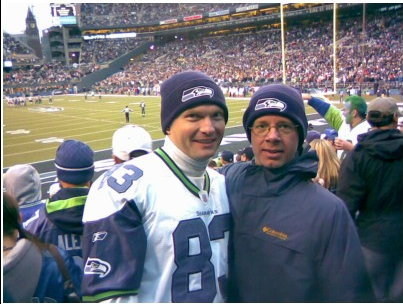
[112,125,152,161]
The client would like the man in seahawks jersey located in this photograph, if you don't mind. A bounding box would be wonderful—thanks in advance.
[82,71,230,302]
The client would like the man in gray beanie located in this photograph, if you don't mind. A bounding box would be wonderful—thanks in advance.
[82,71,230,302]
[220,84,374,302]
[25,139,94,267]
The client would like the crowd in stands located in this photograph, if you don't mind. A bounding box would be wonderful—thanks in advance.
[3,7,401,96]
[80,37,147,64]
[3,32,35,56]
[80,3,249,27]
[337,15,401,84]
[3,84,74,98]
[2,30,101,92]
[91,12,402,95]
[3,61,100,91]
[4,62,83,85]
[3,32,42,66]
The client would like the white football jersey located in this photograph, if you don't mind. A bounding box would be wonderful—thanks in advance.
[337,119,371,158]
[82,148,230,302]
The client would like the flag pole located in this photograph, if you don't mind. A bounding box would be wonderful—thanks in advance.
[281,3,286,84]
[333,3,337,93]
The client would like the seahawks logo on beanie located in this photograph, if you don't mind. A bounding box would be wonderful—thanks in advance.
[243,83,308,146]
[182,86,214,102]
[160,70,228,134]
[255,98,287,112]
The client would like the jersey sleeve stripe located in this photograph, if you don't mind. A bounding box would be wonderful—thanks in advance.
[83,289,139,302]
[46,195,87,213]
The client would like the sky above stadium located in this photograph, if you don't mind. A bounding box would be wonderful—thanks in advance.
[3,0,380,37]
[2,0,180,37]
[2,0,54,37]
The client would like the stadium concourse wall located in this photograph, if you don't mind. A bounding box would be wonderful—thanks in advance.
[76,41,156,92]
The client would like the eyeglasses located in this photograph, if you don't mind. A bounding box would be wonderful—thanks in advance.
[249,123,299,137]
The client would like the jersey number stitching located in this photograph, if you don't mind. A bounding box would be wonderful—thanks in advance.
[107,164,143,193]
[172,214,230,302]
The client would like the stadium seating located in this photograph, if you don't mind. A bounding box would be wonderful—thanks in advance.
[3,6,402,96]
[80,3,249,27]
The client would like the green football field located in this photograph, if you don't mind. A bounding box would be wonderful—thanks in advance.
[3,93,346,168]
[3,95,249,167]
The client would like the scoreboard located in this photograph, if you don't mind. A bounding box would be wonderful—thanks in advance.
[51,3,77,25]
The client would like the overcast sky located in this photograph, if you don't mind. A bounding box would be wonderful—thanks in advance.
[1,0,182,36]
[3,1,379,37]
[2,0,57,37]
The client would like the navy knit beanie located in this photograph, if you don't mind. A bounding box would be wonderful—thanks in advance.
[55,140,94,185]
[160,70,228,134]
[243,84,308,147]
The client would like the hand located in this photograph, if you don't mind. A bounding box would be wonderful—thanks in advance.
[313,177,325,187]
[302,93,312,101]
[334,138,354,151]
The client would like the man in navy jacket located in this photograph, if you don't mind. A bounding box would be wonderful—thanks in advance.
[25,139,94,268]
[220,84,374,302]
[337,97,403,302]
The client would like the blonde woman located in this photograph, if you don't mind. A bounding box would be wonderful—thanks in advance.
[310,139,340,193]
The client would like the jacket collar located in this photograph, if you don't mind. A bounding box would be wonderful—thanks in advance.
[243,151,318,196]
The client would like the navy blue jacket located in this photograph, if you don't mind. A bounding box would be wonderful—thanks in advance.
[221,151,374,302]
[337,129,403,254]
[25,187,89,267]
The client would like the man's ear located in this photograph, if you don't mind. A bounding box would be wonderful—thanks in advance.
[352,109,359,118]
[113,155,124,164]
[166,127,171,135]
[393,113,399,124]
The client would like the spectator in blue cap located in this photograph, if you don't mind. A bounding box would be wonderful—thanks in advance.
[25,139,95,268]
[220,83,374,302]
[306,130,321,143]
[323,128,338,151]
[221,150,234,163]
[240,146,254,161]
[324,128,338,141]
[302,130,321,153]
[217,150,234,173]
